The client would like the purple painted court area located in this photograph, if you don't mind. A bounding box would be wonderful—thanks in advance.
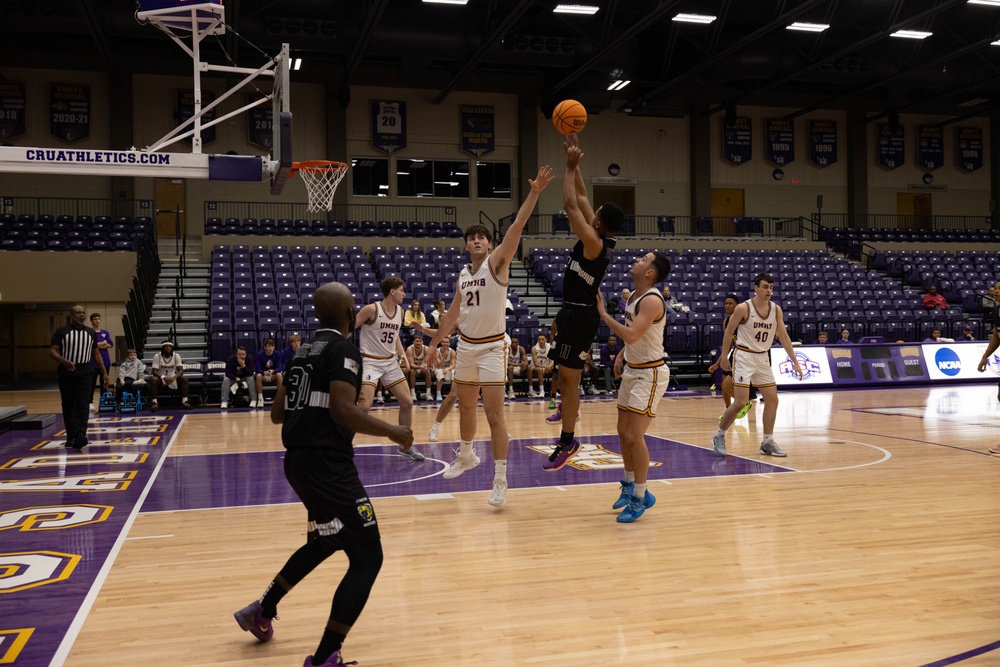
[0,415,182,667]
[141,435,793,513]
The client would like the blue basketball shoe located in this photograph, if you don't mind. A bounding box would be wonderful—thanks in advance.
[616,489,656,523]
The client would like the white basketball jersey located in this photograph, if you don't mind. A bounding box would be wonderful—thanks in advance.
[410,344,426,366]
[359,301,402,359]
[623,287,667,367]
[457,255,508,344]
[735,299,777,353]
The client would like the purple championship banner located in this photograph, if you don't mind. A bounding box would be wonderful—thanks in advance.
[877,123,905,170]
[918,125,944,171]
[765,118,794,167]
[722,116,752,165]
[772,342,1000,387]
[957,127,983,173]
[50,85,90,143]
[808,119,837,168]
[460,104,495,157]
[0,415,183,666]
[0,82,26,141]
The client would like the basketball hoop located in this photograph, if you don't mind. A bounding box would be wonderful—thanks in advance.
[291,160,349,212]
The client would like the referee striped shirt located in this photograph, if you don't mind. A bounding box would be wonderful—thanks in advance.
[51,325,97,365]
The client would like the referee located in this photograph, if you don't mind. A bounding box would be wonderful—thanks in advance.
[50,305,108,449]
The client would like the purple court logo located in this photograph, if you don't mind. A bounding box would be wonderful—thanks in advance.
[934,347,962,377]
[985,349,1000,377]
[779,352,821,380]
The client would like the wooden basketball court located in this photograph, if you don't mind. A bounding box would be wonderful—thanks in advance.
[2,384,998,667]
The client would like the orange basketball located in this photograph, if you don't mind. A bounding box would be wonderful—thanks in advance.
[552,99,587,135]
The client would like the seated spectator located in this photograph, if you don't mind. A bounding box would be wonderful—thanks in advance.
[149,340,191,411]
[506,336,529,399]
[431,337,456,402]
[813,331,829,345]
[406,336,433,401]
[617,288,631,314]
[922,285,949,312]
[281,333,301,368]
[836,328,853,345]
[961,326,975,341]
[403,299,427,344]
[582,347,601,395]
[924,328,943,343]
[221,346,257,410]
[662,286,689,322]
[600,335,622,393]
[531,333,554,398]
[428,299,447,328]
[255,338,283,407]
[116,348,146,394]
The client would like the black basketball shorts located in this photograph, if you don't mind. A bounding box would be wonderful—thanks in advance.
[549,305,600,370]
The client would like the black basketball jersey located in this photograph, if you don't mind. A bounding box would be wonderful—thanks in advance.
[281,328,362,459]
[562,237,616,307]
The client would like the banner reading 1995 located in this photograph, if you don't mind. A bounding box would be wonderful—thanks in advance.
[765,119,794,167]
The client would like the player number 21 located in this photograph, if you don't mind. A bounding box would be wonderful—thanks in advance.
[755,331,769,343]
[465,290,480,307]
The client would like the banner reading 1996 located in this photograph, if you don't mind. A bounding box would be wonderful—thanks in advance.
[917,125,943,171]
[957,127,983,172]
[765,119,794,167]
[50,84,90,143]
[723,117,752,165]
[877,123,904,170]
[808,120,837,168]
[0,82,26,141]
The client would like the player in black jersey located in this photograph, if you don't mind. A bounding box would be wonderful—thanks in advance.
[543,132,625,471]
[977,280,1000,435]
[234,281,413,667]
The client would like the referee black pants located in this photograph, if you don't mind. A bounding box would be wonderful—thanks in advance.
[58,366,95,443]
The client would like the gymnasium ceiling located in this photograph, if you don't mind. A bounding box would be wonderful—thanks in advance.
[3,0,1000,124]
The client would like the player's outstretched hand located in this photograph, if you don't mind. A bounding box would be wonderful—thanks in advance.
[425,347,438,368]
[389,425,414,450]
[529,165,555,192]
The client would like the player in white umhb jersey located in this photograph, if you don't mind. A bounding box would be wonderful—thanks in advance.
[596,251,672,523]
[425,165,555,507]
[713,272,802,458]
[355,275,423,461]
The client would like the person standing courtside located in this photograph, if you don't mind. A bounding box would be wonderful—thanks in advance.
[543,133,624,471]
[977,279,1000,453]
[425,165,555,507]
[50,305,108,450]
[234,281,413,667]
[89,312,113,411]
[707,293,757,418]
[354,275,421,461]
[713,273,803,458]
[596,251,672,522]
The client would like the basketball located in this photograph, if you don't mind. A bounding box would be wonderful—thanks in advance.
[552,99,587,135]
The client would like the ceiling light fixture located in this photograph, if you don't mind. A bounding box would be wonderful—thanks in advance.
[787,22,830,32]
[968,0,1000,6]
[992,39,1000,45]
[672,13,717,24]
[891,29,932,39]
[958,97,989,106]
[607,80,631,91]
[554,4,600,14]
[292,58,302,70]
[422,0,469,5]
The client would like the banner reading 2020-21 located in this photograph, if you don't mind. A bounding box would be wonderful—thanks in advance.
[50,84,90,143]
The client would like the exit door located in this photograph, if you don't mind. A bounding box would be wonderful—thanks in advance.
[155,178,186,236]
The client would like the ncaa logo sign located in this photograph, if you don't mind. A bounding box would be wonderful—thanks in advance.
[934,347,961,376]
[779,352,821,380]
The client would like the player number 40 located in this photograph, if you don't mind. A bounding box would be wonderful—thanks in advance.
[755,331,769,343]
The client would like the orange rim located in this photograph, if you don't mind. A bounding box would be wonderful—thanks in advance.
[290,160,348,177]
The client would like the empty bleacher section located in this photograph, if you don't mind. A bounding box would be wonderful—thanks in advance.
[0,211,154,252]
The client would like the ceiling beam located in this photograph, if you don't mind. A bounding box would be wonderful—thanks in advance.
[618,0,826,113]
[75,0,121,86]
[706,0,969,117]
[529,0,685,109]
[337,0,392,92]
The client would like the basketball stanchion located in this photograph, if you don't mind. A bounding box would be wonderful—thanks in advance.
[291,160,349,212]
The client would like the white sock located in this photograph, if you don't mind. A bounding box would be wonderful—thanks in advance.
[460,440,473,457]
[432,421,442,429]
[763,433,774,444]
[716,427,726,438]
[494,459,507,481]
[182,396,188,402]
[624,470,635,483]
[634,482,647,499]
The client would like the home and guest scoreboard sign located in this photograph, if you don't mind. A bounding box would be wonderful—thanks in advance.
[50,84,90,143]
[723,116,752,165]
[917,125,944,171]
[808,120,837,168]
[957,127,983,172]
[765,119,794,167]
[877,123,905,170]
[0,82,26,140]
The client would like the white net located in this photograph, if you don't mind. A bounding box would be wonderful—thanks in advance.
[296,161,348,212]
